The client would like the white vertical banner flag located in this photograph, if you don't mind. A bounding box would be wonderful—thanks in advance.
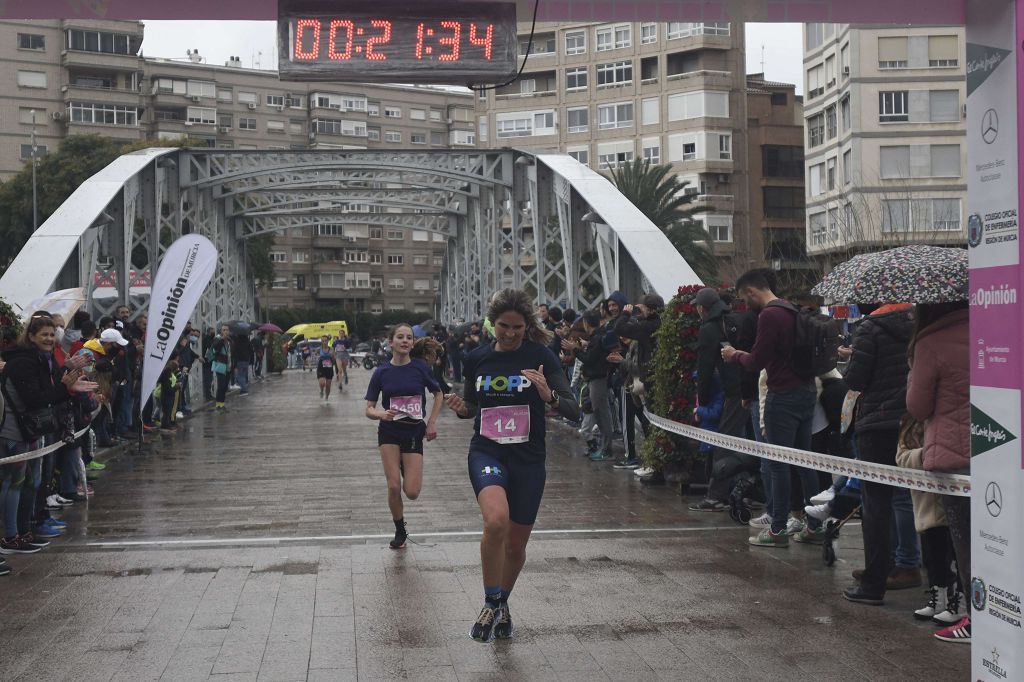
[140,235,218,412]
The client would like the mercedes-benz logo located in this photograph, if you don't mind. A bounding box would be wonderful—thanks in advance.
[985,481,1003,517]
[982,108,999,144]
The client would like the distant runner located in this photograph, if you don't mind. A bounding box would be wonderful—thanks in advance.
[316,335,335,400]
[333,331,352,390]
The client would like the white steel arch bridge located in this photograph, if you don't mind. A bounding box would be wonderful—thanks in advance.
[0,147,700,327]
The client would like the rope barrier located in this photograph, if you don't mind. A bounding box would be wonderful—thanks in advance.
[643,409,971,497]
[0,409,101,466]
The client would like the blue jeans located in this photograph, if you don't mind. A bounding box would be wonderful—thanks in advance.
[235,361,250,393]
[763,385,819,534]
[892,487,921,568]
[18,456,41,535]
[59,445,81,497]
[0,439,30,538]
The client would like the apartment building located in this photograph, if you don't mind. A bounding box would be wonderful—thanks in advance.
[745,74,813,289]
[0,19,477,314]
[476,21,750,267]
[802,24,966,262]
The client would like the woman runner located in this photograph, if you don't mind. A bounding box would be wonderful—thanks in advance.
[316,335,334,400]
[445,289,579,642]
[333,331,352,390]
[365,324,444,549]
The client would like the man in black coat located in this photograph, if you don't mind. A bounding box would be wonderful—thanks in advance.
[841,303,917,605]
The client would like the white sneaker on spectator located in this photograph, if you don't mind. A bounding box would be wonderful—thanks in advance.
[45,495,63,510]
[633,467,655,477]
[809,488,835,505]
[785,515,806,536]
[748,512,773,527]
[804,503,830,522]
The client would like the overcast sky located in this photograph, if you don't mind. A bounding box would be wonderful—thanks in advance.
[141,21,804,94]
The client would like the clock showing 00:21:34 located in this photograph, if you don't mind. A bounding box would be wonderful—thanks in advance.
[292,19,496,62]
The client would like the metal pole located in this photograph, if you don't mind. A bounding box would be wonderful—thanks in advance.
[30,109,38,231]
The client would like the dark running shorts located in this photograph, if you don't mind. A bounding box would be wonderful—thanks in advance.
[317,369,334,379]
[378,425,425,454]
[468,450,546,526]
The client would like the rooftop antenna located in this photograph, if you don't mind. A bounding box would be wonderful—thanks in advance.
[761,44,766,74]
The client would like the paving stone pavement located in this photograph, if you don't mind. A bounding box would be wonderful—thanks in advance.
[0,369,969,681]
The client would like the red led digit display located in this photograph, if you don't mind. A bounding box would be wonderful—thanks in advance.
[279,0,517,84]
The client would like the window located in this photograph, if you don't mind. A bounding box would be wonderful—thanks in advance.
[843,149,852,184]
[520,79,536,95]
[496,110,555,137]
[266,94,285,107]
[806,64,824,98]
[641,97,659,125]
[807,113,825,147]
[718,134,732,160]
[596,61,633,87]
[931,199,961,230]
[880,146,910,179]
[367,128,380,141]
[18,108,45,124]
[239,117,256,131]
[267,120,286,133]
[667,22,730,39]
[682,141,696,161]
[292,250,310,264]
[68,102,138,126]
[641,23,657,44]
[286,94,304,108]
[370,252,383,264]
[567,107,588,133]
[566,67,588,91]
[878,36,909,69]
[413,279,431,292]
[762,187,805,220]
[705,216,733,243]
[882,200,911,233]
[271,278,289,290]
[809,211,828,246]
[388,278,405,290]
[930,144,961,177]
[65,29,137,55]
[346,250,369,263]
[825,55,836,87]
[522,34,555,54]
[384,106,402,118]
[186,107,216,124]
[478,116,488,142]
[929,90,960,122]
[841,96,851,131]
[386,229,404,240]
[18,34,45,50]
[928,35,959,67]
[410,108,426,121]
[413,254,428,266]
[368,102,380,116]
[289,120,304,135]
[596,24,630,51]
[565,30,586,55]
[667,91,729,120]
[840,44,850,77]
[827,157,837,190]
[384,131,401,142]
[185,80,215,99]
[19,143,46,160]
[598,102,633,129]
[387,255,405,266]
[411,133,426,144]
[237,91,257,105]
[17,71,47,89]
[316,224,344,236]
[430,131,443,145]
[295,275,306,290]
[808,163,824,196]
[568,148,589,165]
[763,145,803,178]
[879,91,909,122]
[642,138,660,164]
[217,88,233,103]
[826,105,837,139]
[270,251,287,263]
[597,141,634,169]
[806,23,826,50]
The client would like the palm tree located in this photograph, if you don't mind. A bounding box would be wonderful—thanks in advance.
[606,158,718,283]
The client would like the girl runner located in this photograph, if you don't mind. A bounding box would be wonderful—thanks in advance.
[316,335,334,400]
[332,332,352,390]
[365,324,444,549]
[445,289,579,642]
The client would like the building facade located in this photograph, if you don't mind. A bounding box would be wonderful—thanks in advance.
[745,74,813,290]
[0,18,477,314]
[802,24,967,262]
[475,21,751,268]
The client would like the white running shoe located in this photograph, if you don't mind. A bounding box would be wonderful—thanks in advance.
[804,503,830,522]
[633,467,655,477]
[748,512,773,527]
[809,488,836,505]
[785,515,806,536]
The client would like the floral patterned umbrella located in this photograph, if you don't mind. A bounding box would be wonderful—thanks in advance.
[811,245,968,305]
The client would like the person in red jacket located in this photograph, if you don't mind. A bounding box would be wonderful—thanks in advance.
[905,300,970,644]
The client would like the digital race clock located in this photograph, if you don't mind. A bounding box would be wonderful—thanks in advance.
[278,0,518,85]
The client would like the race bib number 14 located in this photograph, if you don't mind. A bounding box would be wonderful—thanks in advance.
[480,405,530,444]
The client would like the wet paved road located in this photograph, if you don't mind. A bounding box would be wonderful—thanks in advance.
[0,369,969,681]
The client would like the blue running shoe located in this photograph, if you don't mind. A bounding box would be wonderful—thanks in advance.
[589,449,610,461]
[47,518,68,528]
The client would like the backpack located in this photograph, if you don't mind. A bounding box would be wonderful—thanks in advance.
[719,312,744,349]
[766,300,841,380]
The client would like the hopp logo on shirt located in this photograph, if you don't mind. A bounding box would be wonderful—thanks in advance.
[476,374,532,393]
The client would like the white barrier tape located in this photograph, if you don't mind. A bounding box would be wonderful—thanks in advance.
[643,410,971,497]
[0,409,101,466]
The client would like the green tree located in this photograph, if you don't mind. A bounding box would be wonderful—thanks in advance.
[606,158,719,283]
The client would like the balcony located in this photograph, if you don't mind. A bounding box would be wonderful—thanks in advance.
[62,49,141,71]
[63,83,143,107]
[691,193,735,213]
[665,69,733,89]
[495,90,557,101]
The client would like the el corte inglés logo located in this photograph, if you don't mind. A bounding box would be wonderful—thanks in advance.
[971,404,1017,456]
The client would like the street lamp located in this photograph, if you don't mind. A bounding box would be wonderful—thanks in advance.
[30,109,38,231]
